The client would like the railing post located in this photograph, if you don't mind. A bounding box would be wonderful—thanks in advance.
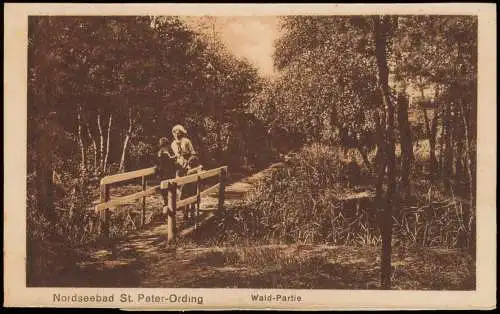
[167,182,177,244]
[100,183,110,240]
[141,175,146,228]
[218,167,227,214]
[195,175,201,229]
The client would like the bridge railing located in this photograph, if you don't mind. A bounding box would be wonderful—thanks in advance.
[95,166,158,240]
[160,165,228,243]
[94,165,228,242]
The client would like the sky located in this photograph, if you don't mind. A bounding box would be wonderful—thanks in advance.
[217,16,281,78]
[180,16,434,100]
[182,16,282,78]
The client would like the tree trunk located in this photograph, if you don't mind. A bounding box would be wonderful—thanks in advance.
[374,15,396,290]
[85,113,98,175]
[443,101,453,193]
[217,115,223,164]
[103,113,112,174]
[459,101,475,257]
[357,146,373,173]
[421,107,438,176]
[430,109,439,161]
[374,110,386,201]
[419,87,439,178]
[454,140,465,193]
[119,106,133,173]
[458,101,474,206]
[119,133,131,173]
[438,104,446,174]
[97,112,104,173]
[77,107,86,174]
[397,92,414,195]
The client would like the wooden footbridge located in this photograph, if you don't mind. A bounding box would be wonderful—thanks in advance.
[92,161,380,249]
[94,165,228,244]
[78,162,387,287]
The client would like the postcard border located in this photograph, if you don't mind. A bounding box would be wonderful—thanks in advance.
[4,3,497,310]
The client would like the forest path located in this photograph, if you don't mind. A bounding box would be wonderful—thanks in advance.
[73,162,286,287]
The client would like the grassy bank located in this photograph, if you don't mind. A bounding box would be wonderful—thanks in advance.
[179,143,475,290]
[192,143,474,250]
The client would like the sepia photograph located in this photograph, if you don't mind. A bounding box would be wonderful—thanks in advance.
[4,3,497,310]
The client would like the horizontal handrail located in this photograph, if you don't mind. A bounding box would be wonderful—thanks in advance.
[199,166,227,181]
[160,166,227,188]
[200,182,221,197]
[177,182,220,208]
[101,166,156,185]
[186,165,203,175]
[95,185,160,212]
[177,195,198,208]
[95,164,228,243]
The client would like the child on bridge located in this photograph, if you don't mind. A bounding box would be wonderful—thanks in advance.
[157,137,176,180]
[157,137,177,219]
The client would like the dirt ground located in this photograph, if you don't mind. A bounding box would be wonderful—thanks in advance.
[64,238,474,290]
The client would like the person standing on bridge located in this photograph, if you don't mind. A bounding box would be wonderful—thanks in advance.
[156,137,176,180]
[171,124,197,177]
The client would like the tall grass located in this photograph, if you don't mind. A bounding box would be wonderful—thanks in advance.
[234,143,474,249]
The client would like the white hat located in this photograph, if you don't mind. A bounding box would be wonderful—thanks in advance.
[172,124,187,135]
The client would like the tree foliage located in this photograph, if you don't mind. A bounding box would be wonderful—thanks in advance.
[28,16,266,177]
[252,14,478,289]
[26,16,268,257]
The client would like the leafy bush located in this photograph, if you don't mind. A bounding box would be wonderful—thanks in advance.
[128,140,157,170]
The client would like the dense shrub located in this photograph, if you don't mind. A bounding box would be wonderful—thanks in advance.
[235,143,474,249]
[128,141,157,170]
